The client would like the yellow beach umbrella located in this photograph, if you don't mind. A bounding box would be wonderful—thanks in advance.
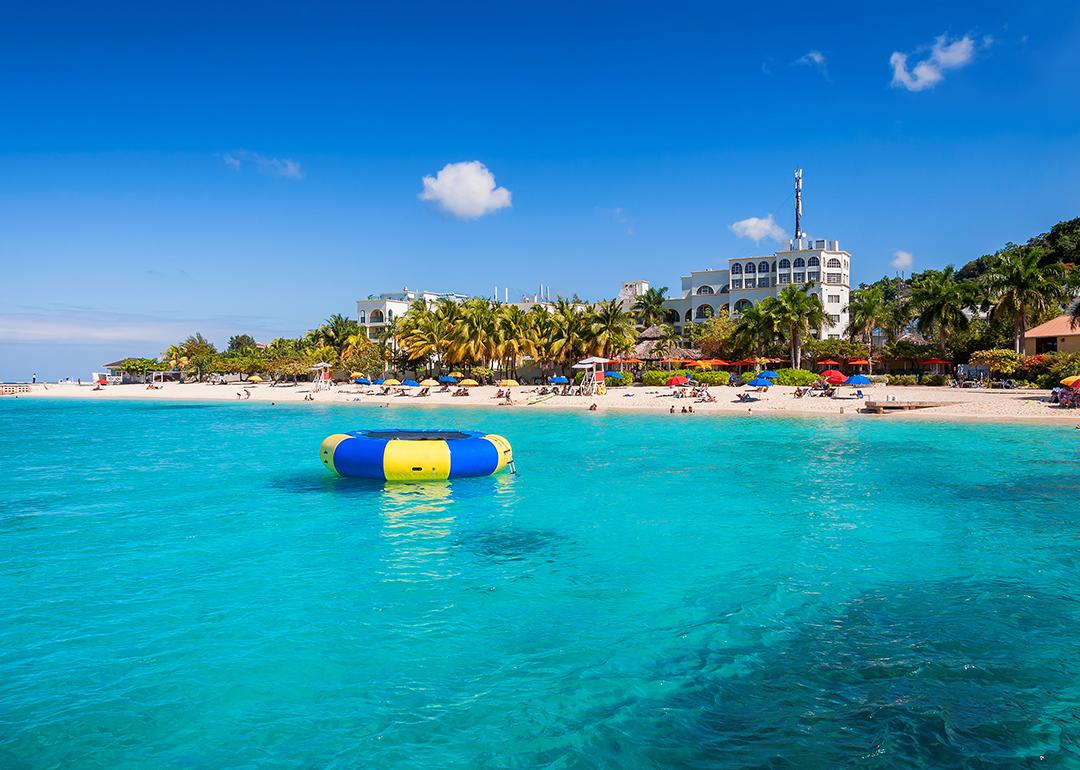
[1061,375,1080,388]
[420,378,439,387]
[247,375,263,383]
[449,371,464,378]
[349,371,364,379]
[498,379,519,387]
[383,378,401,386]
[459,379,479,386]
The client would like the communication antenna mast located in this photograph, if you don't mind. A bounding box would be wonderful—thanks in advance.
[794,168,804,240]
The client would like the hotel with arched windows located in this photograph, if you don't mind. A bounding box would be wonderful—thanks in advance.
[662,237,852,339]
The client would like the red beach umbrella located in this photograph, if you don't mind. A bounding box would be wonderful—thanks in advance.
[817,359,841,366]
[666,375,690,386]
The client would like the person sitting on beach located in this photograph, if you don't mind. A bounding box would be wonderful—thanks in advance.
[494,389,505,399]
[379,386,390,395]
[688,405,694,413]
[794,387,805,398]
[589,403,597,411]
[855,389,864,399]
[670,405,675,413]
[417,387,430,397]
[680,406,687,413]
[737,392,752,403]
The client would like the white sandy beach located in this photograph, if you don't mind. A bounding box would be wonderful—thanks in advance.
[12,380,1080,425]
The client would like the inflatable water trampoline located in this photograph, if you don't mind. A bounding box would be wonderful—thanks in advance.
[320,429,514,481]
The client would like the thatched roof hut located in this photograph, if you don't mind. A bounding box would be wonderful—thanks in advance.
[632,325,700,361]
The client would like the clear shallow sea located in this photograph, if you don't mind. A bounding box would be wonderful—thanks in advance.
[1,399,1078,769]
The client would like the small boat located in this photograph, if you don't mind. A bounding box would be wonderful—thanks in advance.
[320,429,514,481]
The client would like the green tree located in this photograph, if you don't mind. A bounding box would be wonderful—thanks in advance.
[983,247,1071,353]
[908,267,973,353]
[732,300,780,358]
[227,334,257,353]
[588,300,638,358]
[774,284,826,369]
[633,287,669,327]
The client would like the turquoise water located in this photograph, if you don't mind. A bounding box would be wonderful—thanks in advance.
[1,399,1078,768]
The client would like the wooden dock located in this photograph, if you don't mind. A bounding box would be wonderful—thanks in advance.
[864,400,952,414]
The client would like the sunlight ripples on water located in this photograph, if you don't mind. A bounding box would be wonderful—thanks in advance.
[1,399,1078,767]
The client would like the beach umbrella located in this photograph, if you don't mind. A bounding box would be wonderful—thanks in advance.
[1061,375,1080,388]
[549,375,569,384]
[448,371,464,378]
[401,379,420,387]
[355,377,371,385]
[420,378,439,387]
[845,374,872,386]
[820,369,844,379]
[382,378,400,386]
[247,375,263,383]
[747,377,773,387]
[349,372,363,379]
[667,375,690,386]
[439,375,457,383]
[604,370,621,378]
[498,379,519,387]
[921,358,951,365]
[459,378,479,386]
[373,378,385,385]
[847,359,869,365]
[759,371,779,379]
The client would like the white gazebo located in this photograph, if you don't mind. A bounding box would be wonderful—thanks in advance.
[572,357,610,396]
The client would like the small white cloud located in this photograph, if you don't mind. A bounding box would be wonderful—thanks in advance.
[731,214,786,244]
[795,50,828,79]
[419,161,512,219]
[612,207,634,236]
[891,250,914,269]
[889,34,979,92]
[222,150,304,180]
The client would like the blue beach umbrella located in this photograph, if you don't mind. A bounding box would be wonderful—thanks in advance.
[759,371,779,379]
[439,375,457,383]
[604,370,621,378]
[845,374,872,386]
[549,375,569,384]
[373,378,385,385]
[354,377,371,385]
[402,379,420,387]
[747,377,773,387]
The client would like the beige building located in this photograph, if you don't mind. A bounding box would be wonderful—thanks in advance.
[1024,314,1080,355]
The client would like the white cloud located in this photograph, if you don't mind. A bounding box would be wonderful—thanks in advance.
[795,50,828,78]
[891,250,914,270]
[222,150,305,180]
[419,161,512,219]
[730,214,786,244]
[889,34,980,92]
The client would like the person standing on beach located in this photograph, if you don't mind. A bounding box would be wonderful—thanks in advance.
[32,372,36,384]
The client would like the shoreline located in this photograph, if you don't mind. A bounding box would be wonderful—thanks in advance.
[9,382,1079,427]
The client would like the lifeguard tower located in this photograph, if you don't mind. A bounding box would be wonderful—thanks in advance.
[310,362,334,392]
[572,357,609,396]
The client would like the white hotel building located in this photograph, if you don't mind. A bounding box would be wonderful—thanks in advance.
[662,236,852,339]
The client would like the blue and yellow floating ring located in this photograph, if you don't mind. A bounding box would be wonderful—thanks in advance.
[320,429,513,481]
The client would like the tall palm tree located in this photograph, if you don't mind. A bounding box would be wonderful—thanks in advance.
[495,304,535,377]
[589,300,638,358]
[983,247,1071,353]
[733,297,781,358]
[909,266,973,353]
[550,298,589,369]
[775,284,826,369]
[316,313,361,354]
[846,286,889,373]
[633,287,669,327]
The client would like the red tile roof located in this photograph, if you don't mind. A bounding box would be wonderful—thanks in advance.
[1025,314,1080,339]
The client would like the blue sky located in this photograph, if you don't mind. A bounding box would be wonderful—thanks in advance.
[2,1,1079,379]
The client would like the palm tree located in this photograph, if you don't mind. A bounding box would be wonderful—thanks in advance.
[733,297,781,359]
[909,266,973,353]
[775,284,826,369]
[495,304,535,377]
[589,300,638,358]
[550,298,589,370]
[633,287,669,327]
[846,286,889,373]
[315,313,361,354]
[983,247,1071,353]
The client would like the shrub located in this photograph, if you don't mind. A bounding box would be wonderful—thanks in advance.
[886,374,917,386]
[921,374,948,386]
[969,349,1022,376]
[641,370,673,387]
[770,368,820,386]
[605,372,633,387]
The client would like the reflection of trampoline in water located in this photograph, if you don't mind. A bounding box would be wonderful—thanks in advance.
[320,429,515,481]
